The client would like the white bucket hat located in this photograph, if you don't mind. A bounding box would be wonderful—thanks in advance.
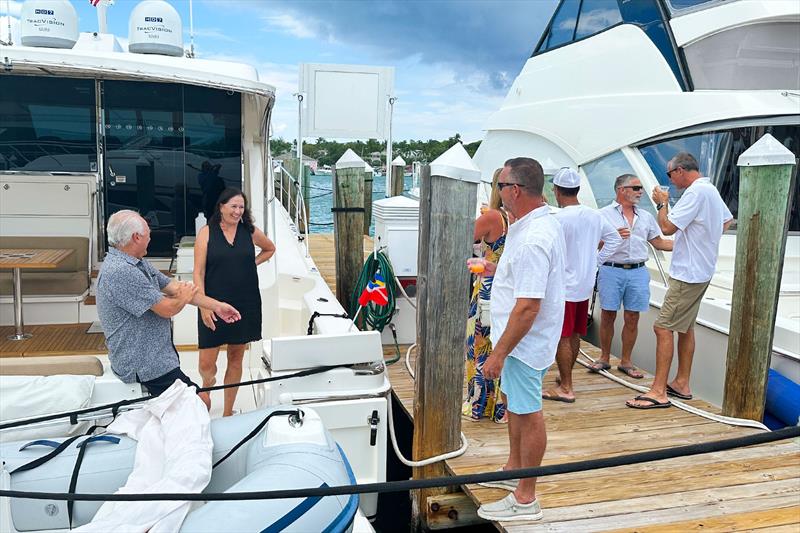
[553,168,581,188]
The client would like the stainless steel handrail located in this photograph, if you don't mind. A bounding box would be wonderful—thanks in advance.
[272,161,310,257]
[647,241,669,286]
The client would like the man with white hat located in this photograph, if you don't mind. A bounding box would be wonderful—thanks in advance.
[543,168,622,403]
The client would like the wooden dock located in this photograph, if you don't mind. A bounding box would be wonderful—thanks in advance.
[309,233,800,532]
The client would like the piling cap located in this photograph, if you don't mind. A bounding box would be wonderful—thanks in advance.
[737,134,795,167]
[336,148,367,170]
[391,156,406,167]
[430,143,481,183]
[364,162,374,173]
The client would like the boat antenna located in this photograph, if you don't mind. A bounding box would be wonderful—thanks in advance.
[96,0,114,34]
[2,0,12,46]
[187,0,195,57]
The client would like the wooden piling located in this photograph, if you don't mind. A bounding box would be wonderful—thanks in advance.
[411,144,480,530]
[300,164,312,233]
[722,134,797,421]
[332,149,366,310]
[390,157,406,197]
[363,169,374,235]
[284,158,301,222]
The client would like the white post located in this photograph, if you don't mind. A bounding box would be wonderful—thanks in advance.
[97,2,108,34]
[188,0,195,57]
[295,93,304,162]
[385,96,396,197]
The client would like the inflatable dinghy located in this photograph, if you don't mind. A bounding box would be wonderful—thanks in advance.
[0,406,358,532]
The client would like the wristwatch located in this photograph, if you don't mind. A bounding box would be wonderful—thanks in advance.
[656,203,665,211]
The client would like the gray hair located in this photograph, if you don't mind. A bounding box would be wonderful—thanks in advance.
[669,152,699,172]
[614,174,638,190]
[107,210,147,247]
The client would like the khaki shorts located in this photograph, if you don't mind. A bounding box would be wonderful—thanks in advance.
[654,277,710,333]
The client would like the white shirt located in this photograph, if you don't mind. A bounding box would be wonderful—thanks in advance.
[599,201,662,264]
[668,177,733,283]
[490,205,566,370]
[554,204,622,301]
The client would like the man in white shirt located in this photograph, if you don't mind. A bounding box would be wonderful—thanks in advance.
[592,174,673,378]
[474,157,566,522]
[627,152,733,409]
[543,168,622,403]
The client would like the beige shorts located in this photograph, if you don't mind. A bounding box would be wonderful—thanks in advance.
[654,277,710,333]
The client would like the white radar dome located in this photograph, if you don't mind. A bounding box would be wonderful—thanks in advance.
[20,0,78,49]
[128,0,183,57]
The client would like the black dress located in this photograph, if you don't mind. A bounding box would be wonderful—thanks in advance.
[198,222,262,349]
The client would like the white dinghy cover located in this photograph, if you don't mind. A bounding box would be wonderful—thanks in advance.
[75,380,212,533]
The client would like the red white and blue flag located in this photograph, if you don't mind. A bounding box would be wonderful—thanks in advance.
[90,0,102,7]
[358,272,389,307]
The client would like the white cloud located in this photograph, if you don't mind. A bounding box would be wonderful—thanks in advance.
[190,27,239,43]
[262,13,317,40]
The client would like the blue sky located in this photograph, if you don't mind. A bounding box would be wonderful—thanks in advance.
[2,0,558,142]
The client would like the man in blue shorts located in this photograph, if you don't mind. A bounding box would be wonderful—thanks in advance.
[591,174,673,378]
[474,157,566,522]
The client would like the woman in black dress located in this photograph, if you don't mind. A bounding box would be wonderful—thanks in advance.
[194,188,275,416]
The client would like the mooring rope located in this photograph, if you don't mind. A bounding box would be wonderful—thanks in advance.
[1,425,796,502]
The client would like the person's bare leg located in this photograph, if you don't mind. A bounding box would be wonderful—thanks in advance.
[505,408,521,470]
[670,327,695,396]
[512,410,546,504]
[620,311,640,368]
[222,344,246,417]
[544,338,576,401]
[570,333,580,364]
[198,347,220,410]
[598,310,617,364]
[629,326,673,406]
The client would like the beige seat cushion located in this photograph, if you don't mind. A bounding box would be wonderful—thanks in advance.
[0,236,90,297]
[0,355,104,377]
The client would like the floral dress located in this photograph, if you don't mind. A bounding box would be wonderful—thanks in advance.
[463,216,507,422]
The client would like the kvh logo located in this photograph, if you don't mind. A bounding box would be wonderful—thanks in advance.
[35,9,54,15]
[144,17,163,22]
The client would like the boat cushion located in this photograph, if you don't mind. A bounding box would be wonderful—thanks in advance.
[0,236,90,297]
[0,355,104,377]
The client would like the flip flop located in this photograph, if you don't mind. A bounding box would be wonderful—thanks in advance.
[626,395,671,409]
[617,365,644,379]
[542,390,576,403]
[588,361,611,373]
[666,384,693,400]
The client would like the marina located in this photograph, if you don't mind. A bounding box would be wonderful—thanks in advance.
[1,0,799,531]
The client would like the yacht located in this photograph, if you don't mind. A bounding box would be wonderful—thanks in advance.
[472,0,800,406]
[0,0,385,528]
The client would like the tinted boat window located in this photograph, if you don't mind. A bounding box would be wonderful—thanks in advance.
[0,75,97,172]
[639,125,800,231]
[582,150,656,215]
[666,0,716,14]
[544,0,581,50]
[575,0,622,41]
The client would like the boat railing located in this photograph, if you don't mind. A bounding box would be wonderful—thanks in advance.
[271,160,310,257]
[647,241,669,286]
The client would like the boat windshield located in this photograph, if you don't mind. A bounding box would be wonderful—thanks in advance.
[665,0,725,16]
[639,123,800,231]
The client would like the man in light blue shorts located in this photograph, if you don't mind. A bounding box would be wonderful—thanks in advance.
[593,174,673,378]
[473,157,565,523]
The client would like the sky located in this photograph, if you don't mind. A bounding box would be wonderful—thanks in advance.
[1,0,558,143]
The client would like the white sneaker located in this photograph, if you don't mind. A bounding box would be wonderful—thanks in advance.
[477,493,543,522]
[477,468,518,491]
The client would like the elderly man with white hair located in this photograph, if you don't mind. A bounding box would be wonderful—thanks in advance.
[97,210,241,400]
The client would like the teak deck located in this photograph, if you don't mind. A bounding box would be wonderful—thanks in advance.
[309,233,800,532]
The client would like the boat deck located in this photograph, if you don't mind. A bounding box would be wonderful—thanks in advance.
[307,233,800,532]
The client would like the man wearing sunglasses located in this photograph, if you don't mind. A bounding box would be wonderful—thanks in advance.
[626,152,733,409]
[592,174,673,380]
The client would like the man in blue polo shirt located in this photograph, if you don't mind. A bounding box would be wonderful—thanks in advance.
[97,210,241,399]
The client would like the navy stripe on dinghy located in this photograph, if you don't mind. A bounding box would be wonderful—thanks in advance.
[11,435,83,475]
[260,483,327,533]
[68,435,120,528]
[321,444,360,533]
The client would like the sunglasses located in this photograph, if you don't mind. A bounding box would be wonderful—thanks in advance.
[621,185,644,191]
[497,182,524,190]
[665,167,680,178]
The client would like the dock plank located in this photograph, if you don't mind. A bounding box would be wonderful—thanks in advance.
[312,233,800,533]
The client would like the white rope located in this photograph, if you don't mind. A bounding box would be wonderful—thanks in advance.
[577,348,769,431]
[387,391,468,467]
[404,343,417,379]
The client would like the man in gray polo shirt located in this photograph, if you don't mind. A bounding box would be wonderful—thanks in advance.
[97,210,241,399]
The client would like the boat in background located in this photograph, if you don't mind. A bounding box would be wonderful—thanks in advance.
[472,0,800,406]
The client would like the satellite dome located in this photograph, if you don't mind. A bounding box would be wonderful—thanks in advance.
[20,0,78,49]
[128,0,183,57]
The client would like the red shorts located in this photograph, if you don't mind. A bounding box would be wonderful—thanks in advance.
[561,299,589,338]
